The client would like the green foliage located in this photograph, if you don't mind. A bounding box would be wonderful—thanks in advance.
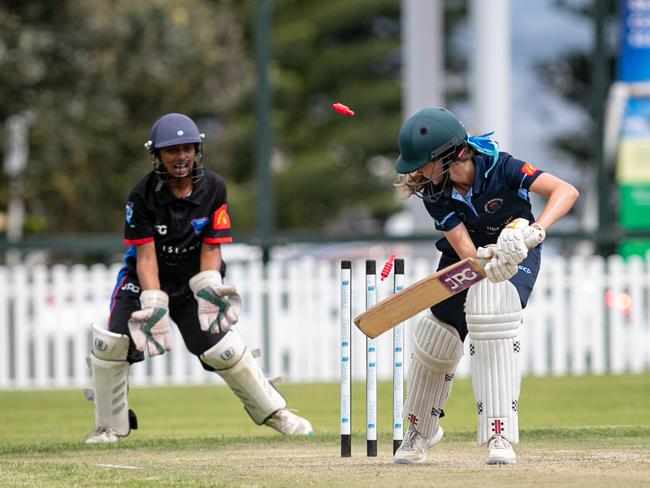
[0,0,249,233]
[0,0,407,236]
[228,0,404,233]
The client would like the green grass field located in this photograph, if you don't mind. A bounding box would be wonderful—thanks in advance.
[1,374,649,487]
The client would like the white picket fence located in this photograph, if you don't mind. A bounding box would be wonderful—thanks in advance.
[0,254,648,390]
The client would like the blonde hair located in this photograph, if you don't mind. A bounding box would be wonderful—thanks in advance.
[393,147,473,200]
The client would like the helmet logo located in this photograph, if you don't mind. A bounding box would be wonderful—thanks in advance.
[177,130,184,136]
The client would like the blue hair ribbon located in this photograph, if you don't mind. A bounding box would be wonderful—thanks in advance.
[467,132,499,177]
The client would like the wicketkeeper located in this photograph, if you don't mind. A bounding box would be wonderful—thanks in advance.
[392,107,578,464]
[85,113,312,443]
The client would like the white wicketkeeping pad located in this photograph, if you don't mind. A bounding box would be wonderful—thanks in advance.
[201,330,286,424]
[89,324,131,436]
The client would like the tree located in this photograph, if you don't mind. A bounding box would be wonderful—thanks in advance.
[536,0,618,165]
[227,0,404,234]
[0,0,249,233]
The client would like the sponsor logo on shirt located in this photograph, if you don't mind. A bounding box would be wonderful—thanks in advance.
[120,282,141,294]
[155,224,168,235]
[521,162,539,176]
[161,243,199,255]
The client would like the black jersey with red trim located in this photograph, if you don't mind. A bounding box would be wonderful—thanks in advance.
[122,168,232,285]
[423,152,544,259]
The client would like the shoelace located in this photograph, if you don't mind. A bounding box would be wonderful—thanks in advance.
[489,436,509,450]
[401,429,420,450]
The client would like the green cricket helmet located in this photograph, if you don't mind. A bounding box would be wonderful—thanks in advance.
[395,107,468,174]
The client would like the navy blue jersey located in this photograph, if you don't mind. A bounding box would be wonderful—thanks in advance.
[121,168,232,289]
[424,152,544,258]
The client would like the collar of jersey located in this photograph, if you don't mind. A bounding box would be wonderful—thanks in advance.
[451,186,479,217]
[154,176,205,206]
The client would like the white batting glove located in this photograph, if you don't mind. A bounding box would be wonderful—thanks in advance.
[127,290,172,357]
[496,218,529,267]
[476,244,497,268]
[477,246,519,283]
[522,223,546,249]
[189,270,243,334]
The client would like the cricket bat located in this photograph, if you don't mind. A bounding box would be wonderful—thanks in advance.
[354,257,485,339]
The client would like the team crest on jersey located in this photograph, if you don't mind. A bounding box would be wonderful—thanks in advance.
[484,198,503,214]
[191,217,209,236]
[521,162,539,176]
[125,202,134,224]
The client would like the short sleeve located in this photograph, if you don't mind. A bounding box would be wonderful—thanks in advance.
[123,192,154,245]
[423,199,462,232]
[502,156,545,191]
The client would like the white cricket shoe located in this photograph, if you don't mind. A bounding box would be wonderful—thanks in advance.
[85,427,119,444]
[486,435,517,465]
[265,409,313,436]
[393,425,444,464]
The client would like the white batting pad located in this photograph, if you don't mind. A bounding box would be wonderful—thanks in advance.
[89,323,131,436]
[201,330,286,424]
[403,313,463,439]
[466,279,522,445]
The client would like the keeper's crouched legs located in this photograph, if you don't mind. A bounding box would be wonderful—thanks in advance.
[85,323,135,444]
[466,278,522,464]
[200,330,313,436]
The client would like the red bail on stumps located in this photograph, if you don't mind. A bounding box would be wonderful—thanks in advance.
[332,102,355,116]
[380,254,396,281]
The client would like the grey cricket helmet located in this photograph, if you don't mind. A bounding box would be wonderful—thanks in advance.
[144,113,206,183]
[144,113,204,151]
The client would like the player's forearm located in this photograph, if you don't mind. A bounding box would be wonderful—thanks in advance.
[200,243,222,272]
[444,224,478,259]
[534,182,579,231]
[137,259,160,290]
[136,244,161,290]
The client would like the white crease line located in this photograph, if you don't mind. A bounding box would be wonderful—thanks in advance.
[96,463,142,470]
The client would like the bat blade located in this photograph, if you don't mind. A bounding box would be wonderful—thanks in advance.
[353,257,486,339]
